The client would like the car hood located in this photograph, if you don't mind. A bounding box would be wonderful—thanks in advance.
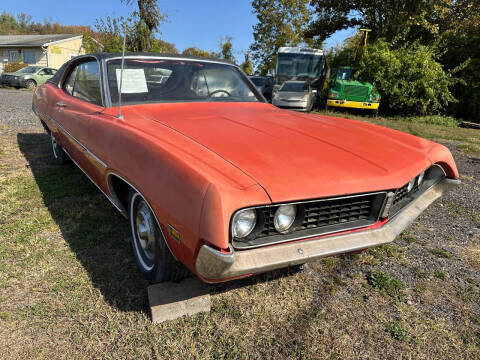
[121,102,440,202]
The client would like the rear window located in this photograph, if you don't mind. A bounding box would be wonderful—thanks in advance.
[280,82,308,92]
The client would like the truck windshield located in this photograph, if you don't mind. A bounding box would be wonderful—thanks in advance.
[336,68,353,80]
[106,58,262,106]
[276,53,322,78]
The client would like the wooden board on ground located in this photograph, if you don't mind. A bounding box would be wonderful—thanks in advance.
[148,277,211,323]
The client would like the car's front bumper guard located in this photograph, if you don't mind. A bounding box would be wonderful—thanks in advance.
[195,178,460,281]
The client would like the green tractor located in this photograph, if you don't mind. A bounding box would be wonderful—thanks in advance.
[325,29,381,115]
[326,66,381,115]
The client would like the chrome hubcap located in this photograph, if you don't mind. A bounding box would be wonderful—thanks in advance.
[51,134,59,158]
[135,201,156,265]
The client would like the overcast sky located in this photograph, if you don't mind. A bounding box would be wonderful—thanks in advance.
[2,0,354,55]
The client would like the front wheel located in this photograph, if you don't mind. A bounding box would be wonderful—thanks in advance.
[128,190,189,283]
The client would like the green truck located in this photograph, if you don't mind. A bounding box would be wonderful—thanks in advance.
[326,66,381,114]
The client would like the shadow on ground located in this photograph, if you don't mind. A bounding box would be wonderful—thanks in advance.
[17,132,303,313]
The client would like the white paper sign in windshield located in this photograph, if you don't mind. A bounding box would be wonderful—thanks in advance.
[116,69,148,93]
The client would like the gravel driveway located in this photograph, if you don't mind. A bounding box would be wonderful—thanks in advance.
[0,88,39,131]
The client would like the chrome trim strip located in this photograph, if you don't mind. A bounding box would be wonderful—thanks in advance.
[34,106,108,168]
[196,178,461,281]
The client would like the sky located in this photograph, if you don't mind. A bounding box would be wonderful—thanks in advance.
[1,0,353,56]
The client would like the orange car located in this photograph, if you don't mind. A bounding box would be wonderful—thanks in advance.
[32,53,460,284]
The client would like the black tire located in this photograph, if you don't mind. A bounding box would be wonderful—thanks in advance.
[50,132,69,165]
[372,109,379,117]
[128,190,189,283]
[25,80,36,90]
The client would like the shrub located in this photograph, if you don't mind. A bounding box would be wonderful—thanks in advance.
[4,62,28,73]
[357,39,462,116]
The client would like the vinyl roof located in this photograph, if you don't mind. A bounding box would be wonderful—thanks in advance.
[0,34,82,47]
[86,52,235,65]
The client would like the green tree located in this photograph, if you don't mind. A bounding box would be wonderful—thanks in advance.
[121,0,166,51]
[356,38,463,115]
[219,36,235,62]
[240,52,253,75]
[307,0,448,44]
[0,11,19,34]
[250,0,314,74]
[182,47,215,58]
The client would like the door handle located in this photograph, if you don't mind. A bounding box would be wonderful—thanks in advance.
[56,102,66,108]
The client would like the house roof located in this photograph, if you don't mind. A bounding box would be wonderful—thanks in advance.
[0,34,83,47]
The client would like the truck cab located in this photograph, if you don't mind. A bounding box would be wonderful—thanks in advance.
[326,66,380,114]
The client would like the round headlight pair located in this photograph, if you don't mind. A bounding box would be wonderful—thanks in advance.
[232,204,297,239]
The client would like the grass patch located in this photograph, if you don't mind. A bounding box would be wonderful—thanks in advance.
[429,248,452,259]
[370,244,405,260]
[386,320,409,341]
[434,271,446,280]
[401,231,425,246]
[367,271,405,301]
[0,310,8,320]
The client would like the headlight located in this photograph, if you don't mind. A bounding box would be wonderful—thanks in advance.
[274,205,296,233]
[232,209,257,238]
[417,171,425,186]
[407,178,416,192]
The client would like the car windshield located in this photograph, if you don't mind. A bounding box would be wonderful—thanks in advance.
[107,58,261,106]
[17,66,41,74]
[250,77,267,86]
[280,82,308,92]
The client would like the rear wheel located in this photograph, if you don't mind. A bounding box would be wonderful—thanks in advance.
[128,190,189,283]
[50,132,69,165]
[25,80,36,90]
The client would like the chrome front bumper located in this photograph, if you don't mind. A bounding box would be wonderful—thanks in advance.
[273,99,309,110]
[195,178,460,281]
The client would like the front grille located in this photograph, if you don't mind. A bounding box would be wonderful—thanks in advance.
[343,85,369,101]
[257,193,381,239]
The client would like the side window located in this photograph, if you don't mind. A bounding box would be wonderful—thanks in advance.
[73,61,102,105]
[38,69,48,75]
[63,66,79,96]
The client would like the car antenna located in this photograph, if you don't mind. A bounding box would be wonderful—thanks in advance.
[117,32,127,119]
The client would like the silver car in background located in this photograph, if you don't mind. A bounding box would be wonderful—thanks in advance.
[272,81,314,112]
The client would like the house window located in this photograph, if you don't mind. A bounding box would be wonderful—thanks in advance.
[23,50,36,64]
[9,50,20,62]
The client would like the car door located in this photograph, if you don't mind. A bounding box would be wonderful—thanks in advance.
[36,68,52,85]
[52,60,106,184]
